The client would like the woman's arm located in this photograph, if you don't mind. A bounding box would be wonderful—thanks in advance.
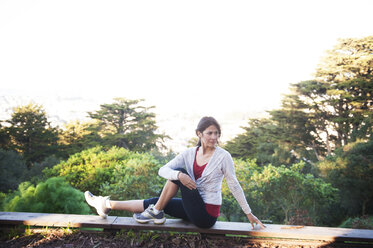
[222,154,251,214]
[158,153,185,180]
[222,153,265,229]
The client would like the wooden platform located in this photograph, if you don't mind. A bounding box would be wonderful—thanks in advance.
[1,211,373,243]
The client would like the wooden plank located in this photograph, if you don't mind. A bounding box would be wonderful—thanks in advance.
[0,211,116,229]
[112,217,373,242]
[1,212,373,242]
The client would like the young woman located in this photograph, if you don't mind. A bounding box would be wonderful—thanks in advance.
[85,116,265,229]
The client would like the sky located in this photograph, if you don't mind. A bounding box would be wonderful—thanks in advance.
[1,0,372,117]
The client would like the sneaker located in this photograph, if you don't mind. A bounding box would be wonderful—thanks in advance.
[84,191,111,219]
[133,204,166,224]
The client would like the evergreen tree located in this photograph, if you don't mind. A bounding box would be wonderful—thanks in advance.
[0,149,27,192]
[4,103,59,167]
[58,120,100,157]
[226,36,373,162]
[88,98,167,152]
[317,138,373,216]
[314,36,373,147]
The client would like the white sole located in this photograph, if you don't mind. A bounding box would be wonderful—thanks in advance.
[134,217,166,224]
[154,218,166,224]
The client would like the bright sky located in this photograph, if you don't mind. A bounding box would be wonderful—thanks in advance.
[1,0,372,116]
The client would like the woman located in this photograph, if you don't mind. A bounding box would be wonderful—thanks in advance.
[85,116,265,229]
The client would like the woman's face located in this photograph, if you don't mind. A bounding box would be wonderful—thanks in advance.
[199,125,220,148]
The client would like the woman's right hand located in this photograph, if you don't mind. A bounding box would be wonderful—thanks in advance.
[247,213,266,229]
[178,172,197,190]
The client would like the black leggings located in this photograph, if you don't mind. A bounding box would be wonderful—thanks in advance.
[143,168,217,228]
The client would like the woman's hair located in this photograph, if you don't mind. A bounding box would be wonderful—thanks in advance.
[195,116,221,147]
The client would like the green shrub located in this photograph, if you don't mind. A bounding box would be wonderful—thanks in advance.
[221,160,339,225]
[44,146,127,193]
[0,192,6,210]
[3,177,90,214]
[340,216,373,229]
[45,146,164,208]
[99,152,164,201]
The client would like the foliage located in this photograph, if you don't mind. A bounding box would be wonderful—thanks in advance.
[268,94,323,163]
[58,120,101,158]
[220,159,338,225]
[226,36,373,164]
[2,177,90,214]
[25,155,61,184]
[0,123,10,150]
[298,36,373,151]
[99,153,164,216]
[0,192,6,210]
[317,138,373,216]
[251,163,338,224]
[1,103,59,167]
[339,216,373,230]
[220,159,259,221]
[87,98,168,152]
[0,149,27,193]
[45,146,164,204]
[45,146,122,193]
[224,119,297,166]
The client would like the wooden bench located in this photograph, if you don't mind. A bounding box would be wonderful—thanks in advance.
[1,211,373,243]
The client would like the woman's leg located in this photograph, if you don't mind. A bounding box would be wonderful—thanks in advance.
[85,179,179,219]
[109,200,144,212]
[154,180,179,211]
[109,179,179,212]
[133,180,181,224]
[172,169,217,228]
[140,168,217,227]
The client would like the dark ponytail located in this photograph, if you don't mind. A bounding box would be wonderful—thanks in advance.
[195,116,221,147]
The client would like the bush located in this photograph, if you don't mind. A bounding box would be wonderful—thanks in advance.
[220,159,259,222]
[221,160,339,225]
[44,146,127,193]
[45,146,165,212]
[339,216,373,229]
[99,152,164,200]
[2,177,90,214]
[0,192,6,210]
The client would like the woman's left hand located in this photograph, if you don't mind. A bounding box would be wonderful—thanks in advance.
[246,213,266,229]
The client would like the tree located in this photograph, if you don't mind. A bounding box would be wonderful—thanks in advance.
[88,98,167,152]
[269,93,323,163]
[4,103,59,167]
[271,36,373,160]
[0,123,10,150]
[224,118,296,166]
[313,36,373,148]
[58,120,101,157]
[291,80,335,156]
[317,138,373,216]
[0,149,27,192]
